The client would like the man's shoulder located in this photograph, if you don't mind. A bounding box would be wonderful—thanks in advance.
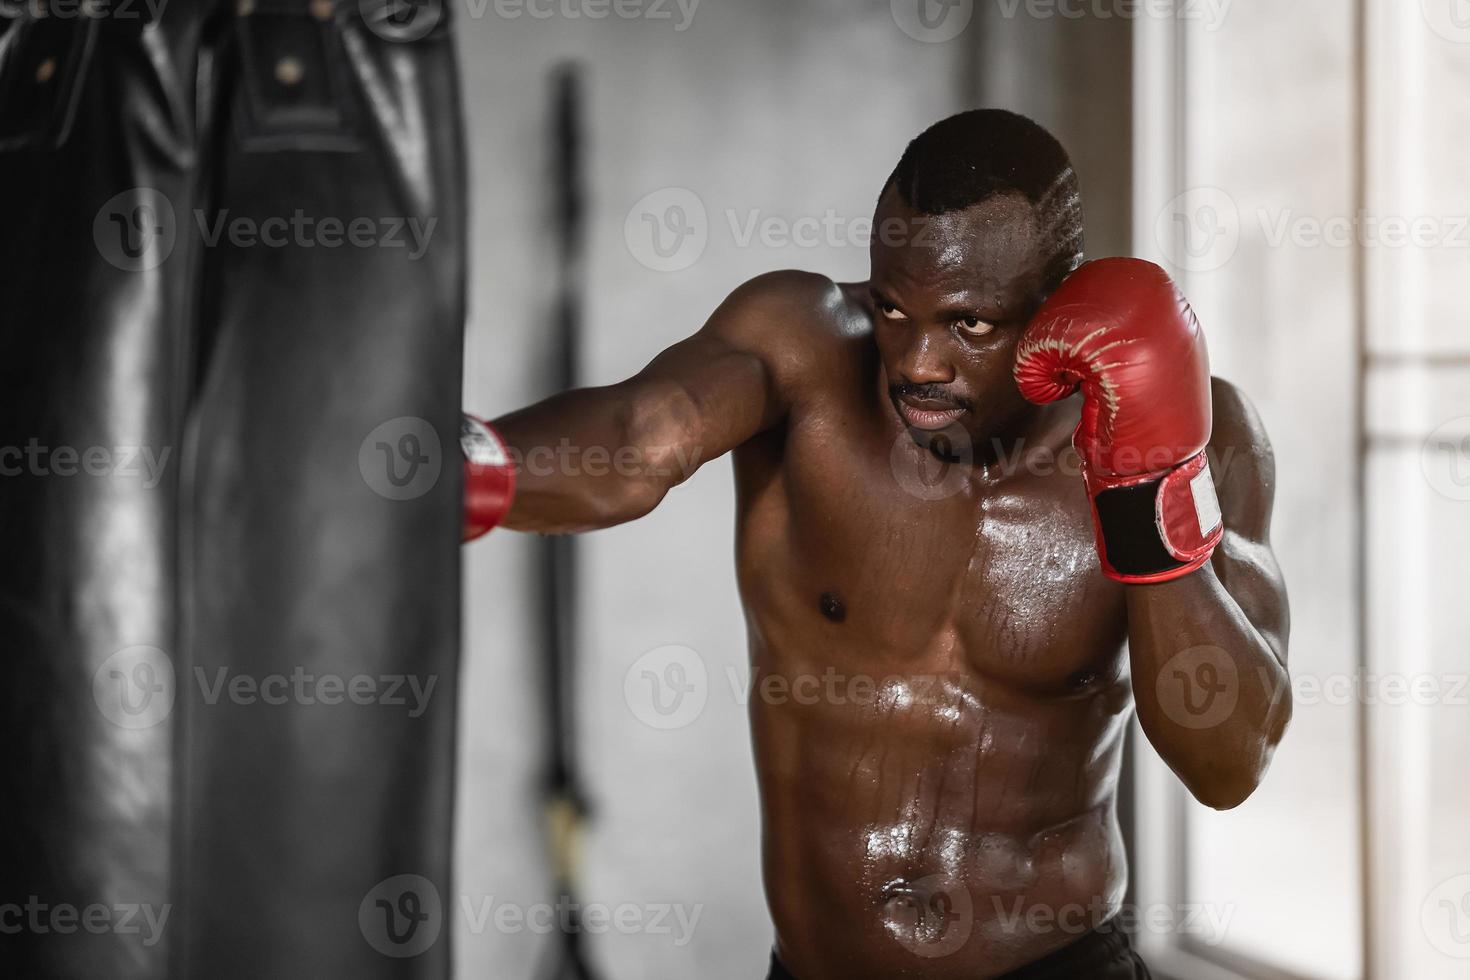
[704,269,871,391]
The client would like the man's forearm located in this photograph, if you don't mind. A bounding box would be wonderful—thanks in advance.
[493,381,699,534]
[1125,563,1291,810]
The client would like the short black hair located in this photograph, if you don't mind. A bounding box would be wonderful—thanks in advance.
[882,109,1084,294]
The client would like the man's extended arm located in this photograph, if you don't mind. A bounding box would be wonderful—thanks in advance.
[487,271,824,534]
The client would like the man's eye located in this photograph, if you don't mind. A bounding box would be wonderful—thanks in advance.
[956,316,995,337]
[880,303,908,321]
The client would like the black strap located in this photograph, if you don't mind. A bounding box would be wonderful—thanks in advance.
[1092,479,1185,578]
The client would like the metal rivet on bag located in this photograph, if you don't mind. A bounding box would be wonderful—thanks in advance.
[275,57,304,87]
[35,58,56,84]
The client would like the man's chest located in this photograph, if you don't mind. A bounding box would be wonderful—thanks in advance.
[736,415,1129,694]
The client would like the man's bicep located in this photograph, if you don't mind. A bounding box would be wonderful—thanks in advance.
[622,271,835,472]
[623,333,781,475]
[616,271,831,479]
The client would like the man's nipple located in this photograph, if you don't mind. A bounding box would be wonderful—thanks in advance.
[819,591,847,623]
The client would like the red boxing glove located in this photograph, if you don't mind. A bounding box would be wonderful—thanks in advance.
[461,415,515,542]
[1013,258,1223,584]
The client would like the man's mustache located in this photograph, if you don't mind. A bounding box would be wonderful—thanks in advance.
[889,383,971,411]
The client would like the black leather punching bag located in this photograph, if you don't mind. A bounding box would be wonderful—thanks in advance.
[0,2,466,977]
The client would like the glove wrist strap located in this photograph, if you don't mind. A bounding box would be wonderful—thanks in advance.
[1084,451,1223,584]
[462,415,516,542]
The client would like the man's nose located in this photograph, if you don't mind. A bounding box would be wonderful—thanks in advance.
[897,328,955,386]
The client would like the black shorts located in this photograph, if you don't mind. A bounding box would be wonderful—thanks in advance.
[767,926,1153,979]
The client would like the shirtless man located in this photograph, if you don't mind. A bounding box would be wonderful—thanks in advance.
[463,109,1291,979]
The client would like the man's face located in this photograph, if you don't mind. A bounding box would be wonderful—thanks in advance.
[869,187,1054,461]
